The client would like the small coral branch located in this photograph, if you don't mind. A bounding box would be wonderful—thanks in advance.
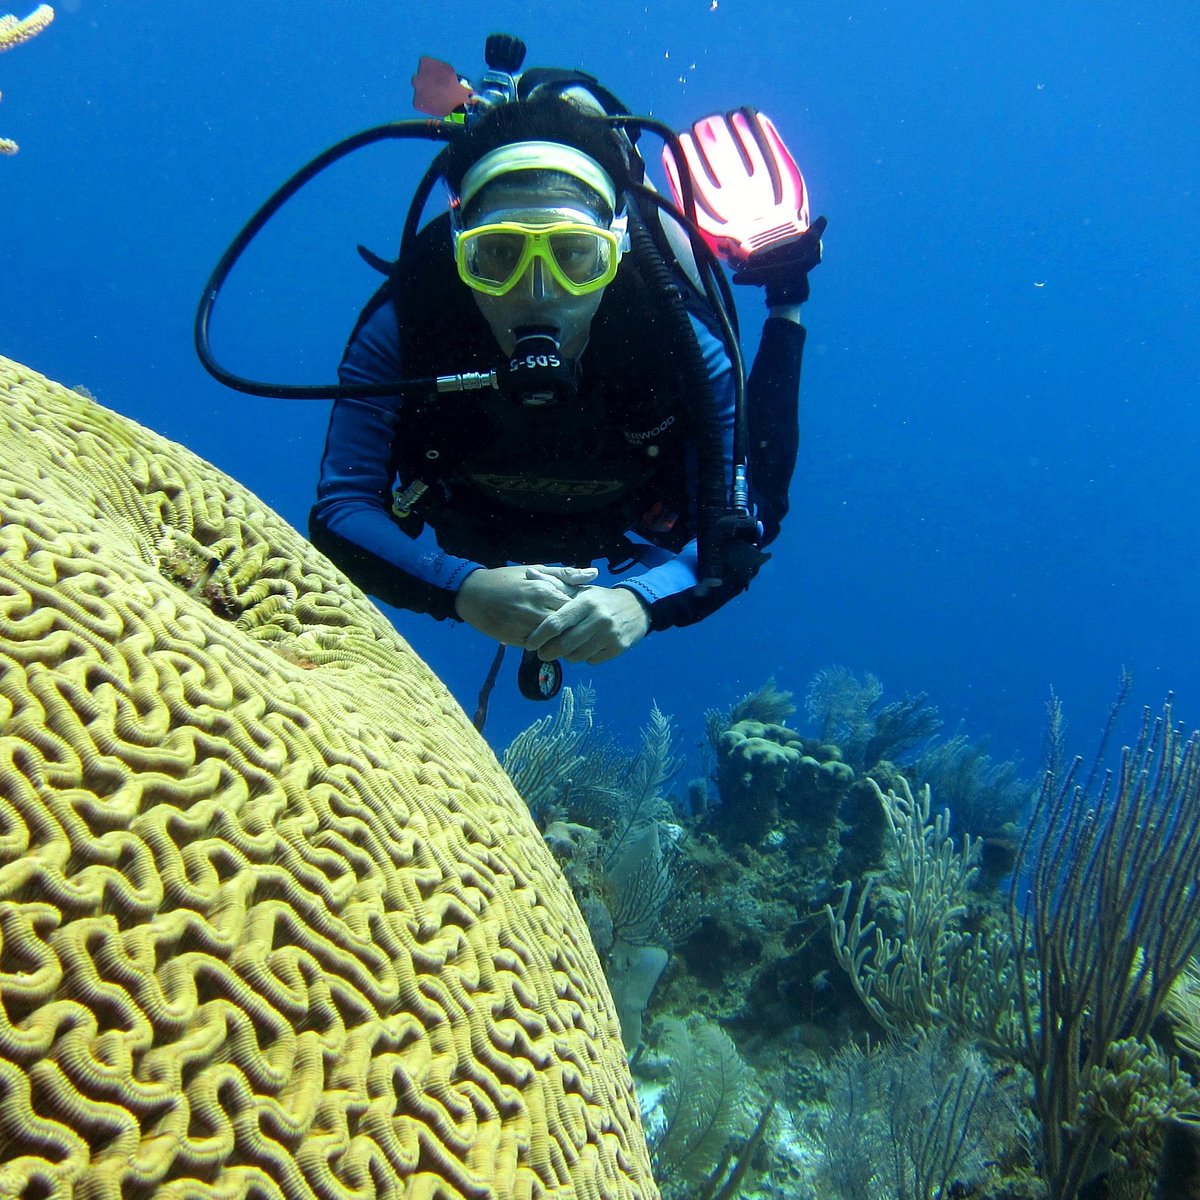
[0,3,52,49]
[1,4,54,154]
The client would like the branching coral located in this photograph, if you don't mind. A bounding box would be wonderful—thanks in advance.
[817,1031,1024,1200]
[1072,1038,1200,1200]
[503,683,601,821]
[0,4,53,154]
[825,777,1017,1045]
[1012,697,1200,1200]
[0,3,50,50]
[828,698,1200,1200]
[710,678,797,735]
[505,696,689,1054]
[805,665,882,745]
[644,1016,751,1190]
[804,667,942,771]
[916,731,1032,839]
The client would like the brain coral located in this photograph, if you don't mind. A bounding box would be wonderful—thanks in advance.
[0,355,657,1200]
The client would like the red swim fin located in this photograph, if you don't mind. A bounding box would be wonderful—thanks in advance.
[664,108,812,264]
[412,56,473,117]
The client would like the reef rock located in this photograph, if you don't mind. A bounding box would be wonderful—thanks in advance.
[0,357,656,1199]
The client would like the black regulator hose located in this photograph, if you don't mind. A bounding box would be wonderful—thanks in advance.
[400,149,451,257]
[609,114,759,590]
[624,199,733,589]
[630,184,748,470]
[609,115,748,456]
[195,119,457,400]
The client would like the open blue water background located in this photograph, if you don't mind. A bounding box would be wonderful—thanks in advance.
[2,0,1196,772]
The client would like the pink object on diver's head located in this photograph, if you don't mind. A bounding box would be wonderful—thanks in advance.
[663,108,811,264]
[412,56,475,117]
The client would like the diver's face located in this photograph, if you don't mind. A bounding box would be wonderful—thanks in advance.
[462,182,612,358]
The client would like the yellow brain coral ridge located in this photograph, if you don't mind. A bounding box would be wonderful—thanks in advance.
[0,355,657,1200]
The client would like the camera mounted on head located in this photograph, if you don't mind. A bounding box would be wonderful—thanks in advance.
[466,33,526,119]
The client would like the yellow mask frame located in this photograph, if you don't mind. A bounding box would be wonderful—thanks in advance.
[454,217,627,297]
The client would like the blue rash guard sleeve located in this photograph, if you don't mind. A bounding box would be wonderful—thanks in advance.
[308,300,483,621]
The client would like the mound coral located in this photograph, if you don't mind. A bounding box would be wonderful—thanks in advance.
[0,356,656,1199]
[712,718,852,846]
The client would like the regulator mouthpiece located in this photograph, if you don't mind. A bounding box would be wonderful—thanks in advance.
[499,327,577,406]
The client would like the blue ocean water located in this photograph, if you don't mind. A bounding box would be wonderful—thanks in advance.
[2,0,1196,767]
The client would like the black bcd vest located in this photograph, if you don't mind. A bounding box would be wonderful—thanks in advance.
[376,215,704,567]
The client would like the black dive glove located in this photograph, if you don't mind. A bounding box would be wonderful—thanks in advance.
[732,215,828,306]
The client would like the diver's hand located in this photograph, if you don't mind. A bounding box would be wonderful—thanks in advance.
[732,215,827,305]
[454,565,598,645]
[524,586,651,665]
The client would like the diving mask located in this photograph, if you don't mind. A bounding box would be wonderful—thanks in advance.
[454,215,628,297]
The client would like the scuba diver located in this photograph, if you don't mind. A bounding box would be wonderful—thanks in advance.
[195,34,825,711]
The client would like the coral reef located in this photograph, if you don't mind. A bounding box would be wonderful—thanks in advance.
[0,357,656,1198]
[826,777,1003,1043]
[827,701,1200,1200]
[501,663,1200,1200]
[1012,698,1200,1200]
[0,4,53,154]
[707,697,855,849]
[915,731,1031,841]
[914,731,1031,887]
[506,692,690,1056]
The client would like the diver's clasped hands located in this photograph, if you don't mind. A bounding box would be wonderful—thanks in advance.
[454,564,650,664]
[525,584,650,665]
[454,564,594,646]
